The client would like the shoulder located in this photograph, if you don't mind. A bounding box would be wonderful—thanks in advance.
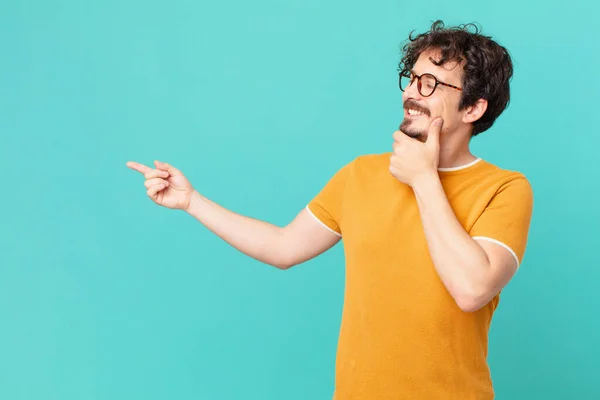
[318,152,395,191]
[477,160,534,200]
[347,152,393,172]
[333,153,395,184]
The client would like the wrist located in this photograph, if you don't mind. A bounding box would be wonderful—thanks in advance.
[185,190,204,214]
[412,170,440,194]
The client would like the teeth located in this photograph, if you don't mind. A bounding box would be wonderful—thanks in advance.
[407,109,424,116]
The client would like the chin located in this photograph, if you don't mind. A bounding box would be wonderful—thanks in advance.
[399,120,426,141]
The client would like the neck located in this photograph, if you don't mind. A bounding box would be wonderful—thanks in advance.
[437,130,476,169]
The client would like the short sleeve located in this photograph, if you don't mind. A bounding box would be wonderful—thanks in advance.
[470,177,534,268]
[305,160,354,237]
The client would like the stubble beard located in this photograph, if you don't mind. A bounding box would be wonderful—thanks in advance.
[400,99,431,142]
[399,119,426,142]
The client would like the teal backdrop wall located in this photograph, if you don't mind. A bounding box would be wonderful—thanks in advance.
[2,0,598,399]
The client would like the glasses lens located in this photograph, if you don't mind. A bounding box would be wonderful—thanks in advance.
[399,72,412,91]
[419,74,436,96]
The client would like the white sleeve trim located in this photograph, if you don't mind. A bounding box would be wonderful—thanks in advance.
[472,236,520,269]
[305,205,342,238]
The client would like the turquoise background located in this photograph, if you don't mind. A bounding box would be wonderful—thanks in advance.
[2,0,598,399]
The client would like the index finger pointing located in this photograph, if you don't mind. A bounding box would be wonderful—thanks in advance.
[126,161,152,175]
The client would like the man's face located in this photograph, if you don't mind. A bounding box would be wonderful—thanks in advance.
[399,48,465,142]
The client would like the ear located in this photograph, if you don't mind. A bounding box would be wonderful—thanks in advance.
[462,99,488,124]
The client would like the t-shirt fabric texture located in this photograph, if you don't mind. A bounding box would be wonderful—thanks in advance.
[306,153,534,400]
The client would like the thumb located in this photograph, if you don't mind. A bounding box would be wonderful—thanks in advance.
[427,118,443,147]
[154,160,183,176]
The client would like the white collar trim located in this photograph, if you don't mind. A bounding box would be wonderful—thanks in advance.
[437,158,482,172]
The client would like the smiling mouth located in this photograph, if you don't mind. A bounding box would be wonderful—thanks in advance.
[405,108,428,117]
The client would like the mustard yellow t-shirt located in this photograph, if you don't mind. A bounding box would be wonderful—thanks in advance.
[307,153,534,400]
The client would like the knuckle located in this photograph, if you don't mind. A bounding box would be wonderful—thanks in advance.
[146,169,161,179]
[144,178,161,188]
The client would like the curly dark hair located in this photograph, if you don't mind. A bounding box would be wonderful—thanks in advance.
[398,20,513,136]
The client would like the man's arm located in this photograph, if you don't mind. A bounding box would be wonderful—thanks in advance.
[127,159,342,270]
[185,191,341,269]
[389,118,532,313]
[412,175,522,312]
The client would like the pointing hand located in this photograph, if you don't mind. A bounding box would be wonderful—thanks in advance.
[127,160,194,210]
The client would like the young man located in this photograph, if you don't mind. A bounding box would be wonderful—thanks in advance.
[127,20,533,400]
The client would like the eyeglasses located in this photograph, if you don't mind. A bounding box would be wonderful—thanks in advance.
[399,70,462,97]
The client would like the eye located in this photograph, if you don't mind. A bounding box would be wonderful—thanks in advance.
[422,75,436,90]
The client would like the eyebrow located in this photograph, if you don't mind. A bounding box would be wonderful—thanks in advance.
[411,69,435,77]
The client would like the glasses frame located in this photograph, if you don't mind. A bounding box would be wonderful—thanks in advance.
[398,70,462,97]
